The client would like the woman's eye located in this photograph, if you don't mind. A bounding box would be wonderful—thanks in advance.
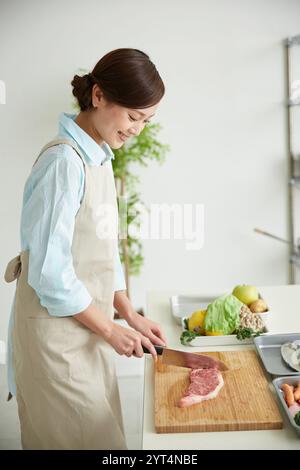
[129,115,151,124]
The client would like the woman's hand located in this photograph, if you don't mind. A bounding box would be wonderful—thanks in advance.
[128,313,167,349]
[112,291,167,357]
[104,321,158,361]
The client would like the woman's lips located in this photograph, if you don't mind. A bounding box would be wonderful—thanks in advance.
[118,131,128,142]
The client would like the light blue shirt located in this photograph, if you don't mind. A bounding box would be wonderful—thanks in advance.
[7,112,126,396]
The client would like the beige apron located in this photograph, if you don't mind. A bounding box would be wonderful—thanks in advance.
[4,138,127,450]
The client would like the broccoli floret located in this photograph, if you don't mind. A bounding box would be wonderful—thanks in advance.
[294,411,300,426]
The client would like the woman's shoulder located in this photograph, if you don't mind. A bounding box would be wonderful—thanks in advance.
[23,142,85,203]
[34,139,85,174]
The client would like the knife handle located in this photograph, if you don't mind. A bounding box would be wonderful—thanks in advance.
[142,345,164,355]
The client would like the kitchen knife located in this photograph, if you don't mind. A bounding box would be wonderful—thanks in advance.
[142,345,229,371]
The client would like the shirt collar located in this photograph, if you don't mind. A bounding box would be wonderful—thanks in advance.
[58,112,115,166]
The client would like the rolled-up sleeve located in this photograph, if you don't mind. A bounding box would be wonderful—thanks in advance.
[24,151,92,316]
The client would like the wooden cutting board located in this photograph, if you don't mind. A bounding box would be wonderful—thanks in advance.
[155,349,283,433]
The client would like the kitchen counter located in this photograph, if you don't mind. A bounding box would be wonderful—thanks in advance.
[142,286,300,449]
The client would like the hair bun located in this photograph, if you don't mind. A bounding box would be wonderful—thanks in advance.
[71,73,94,111]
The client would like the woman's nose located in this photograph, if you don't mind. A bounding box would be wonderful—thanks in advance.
[129,123,143,136]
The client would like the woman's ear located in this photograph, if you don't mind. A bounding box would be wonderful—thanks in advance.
[92,84,104,108]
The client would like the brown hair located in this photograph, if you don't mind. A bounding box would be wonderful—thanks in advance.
[71,48,165,112]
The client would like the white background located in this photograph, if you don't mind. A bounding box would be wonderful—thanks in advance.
[1,0,300,346]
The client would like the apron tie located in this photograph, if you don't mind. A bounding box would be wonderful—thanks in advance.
[4,254,22,283]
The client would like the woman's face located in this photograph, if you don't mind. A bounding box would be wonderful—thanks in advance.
[90,84,160,149]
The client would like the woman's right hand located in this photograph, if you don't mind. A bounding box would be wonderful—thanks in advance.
[104,322,158,361]
[74,303,157,360]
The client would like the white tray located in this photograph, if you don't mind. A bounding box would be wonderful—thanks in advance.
[181,317,269,346]
[170,294,220,325]
[172,294,269,346]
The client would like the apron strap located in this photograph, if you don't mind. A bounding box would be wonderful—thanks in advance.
[32,137,86,168]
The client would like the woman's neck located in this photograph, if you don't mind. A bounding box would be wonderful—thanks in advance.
[74,111,104,147]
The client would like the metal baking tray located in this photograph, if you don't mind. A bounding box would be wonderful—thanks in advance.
[254,333,300,376]
[273,376,300,437]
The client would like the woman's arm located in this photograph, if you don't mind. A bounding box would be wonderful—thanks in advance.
[24,147,92,316]
[74,301,158,359]
[22,146,158,358]
[113,290,135,323]
[113,290,168,347]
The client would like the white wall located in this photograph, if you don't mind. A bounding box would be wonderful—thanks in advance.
[1,0,300,345]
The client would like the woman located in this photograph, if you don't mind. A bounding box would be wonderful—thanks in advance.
[4,48,167,450]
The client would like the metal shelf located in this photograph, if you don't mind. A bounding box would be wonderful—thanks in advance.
[286,33,300,282]
[290,177,300,189]
[290,253,300,268]
[255,35,300,281]
[288,100,300,107]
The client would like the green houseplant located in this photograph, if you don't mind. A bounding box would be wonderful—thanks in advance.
[112,123,170,301]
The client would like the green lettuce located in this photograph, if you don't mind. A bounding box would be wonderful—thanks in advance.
[204,294,243,335]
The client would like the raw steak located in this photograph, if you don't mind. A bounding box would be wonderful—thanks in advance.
[178,368,224,408]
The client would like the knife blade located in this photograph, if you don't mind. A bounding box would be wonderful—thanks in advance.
[142,345,229,371]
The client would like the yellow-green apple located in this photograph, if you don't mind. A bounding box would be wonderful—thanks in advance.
[232,285,259,306]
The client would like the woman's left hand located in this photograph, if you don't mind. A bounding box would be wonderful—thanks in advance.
[128,313,167,348]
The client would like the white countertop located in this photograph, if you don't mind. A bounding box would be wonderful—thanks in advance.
[142,286,300,449]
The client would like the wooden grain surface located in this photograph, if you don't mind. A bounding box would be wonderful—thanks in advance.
[154,349,283,433]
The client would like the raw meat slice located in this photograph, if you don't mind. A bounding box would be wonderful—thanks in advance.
[178,368,224,408]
